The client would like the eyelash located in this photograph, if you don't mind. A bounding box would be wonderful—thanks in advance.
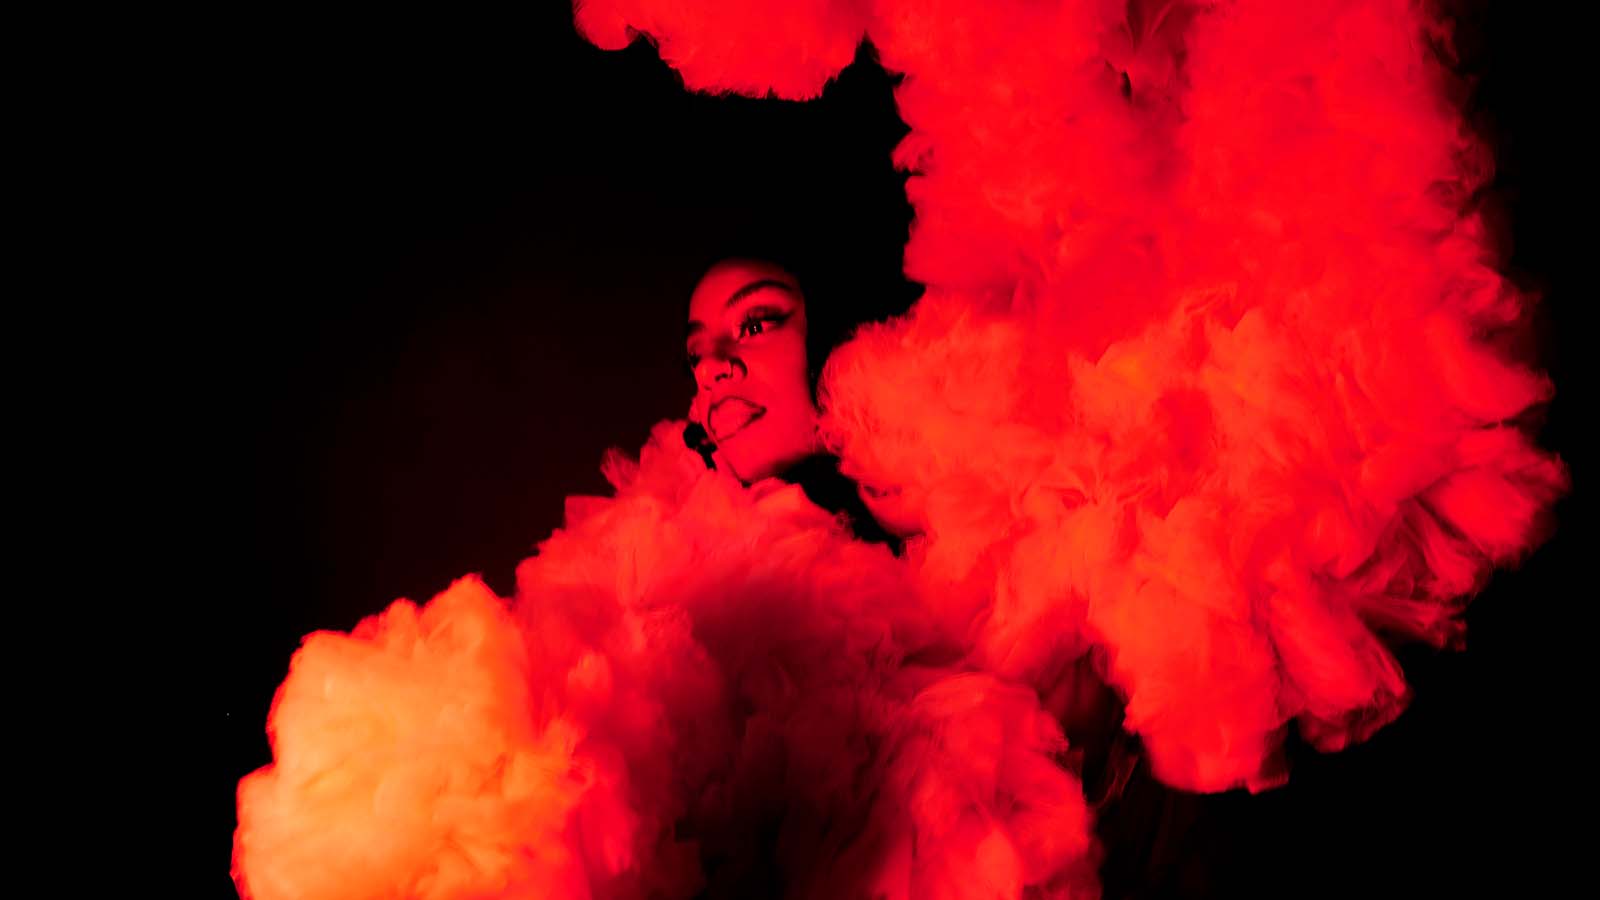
[686,310,791,371]
[738,310,788,339]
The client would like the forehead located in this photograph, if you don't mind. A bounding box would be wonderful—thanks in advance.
[687,259,803,322]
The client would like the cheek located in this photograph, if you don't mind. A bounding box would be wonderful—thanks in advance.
[768,348,818,427]
[766,336,814,397]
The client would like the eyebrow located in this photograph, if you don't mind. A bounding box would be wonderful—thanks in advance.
[685,278,799,338]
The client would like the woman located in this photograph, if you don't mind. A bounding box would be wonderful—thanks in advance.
[683,257,818,483]
[681,256,905,549]
[235,223,1561,899]
[238,0,1568,893]
[682,255,1215,897]
[234,254,1101,900]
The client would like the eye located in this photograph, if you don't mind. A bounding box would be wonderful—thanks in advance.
[738,309,790,340]
[685,352,700,374]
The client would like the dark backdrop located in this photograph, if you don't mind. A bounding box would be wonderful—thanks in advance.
[211,3,1581,895]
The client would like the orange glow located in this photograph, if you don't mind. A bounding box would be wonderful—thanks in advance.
[235,2,1565,897]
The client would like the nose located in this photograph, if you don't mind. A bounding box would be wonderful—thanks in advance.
[693,344,745,390]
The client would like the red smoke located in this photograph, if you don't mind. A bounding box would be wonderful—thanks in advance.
[824,0,1565,790]
[235,1,1566,897]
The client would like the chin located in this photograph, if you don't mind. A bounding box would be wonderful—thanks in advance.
[722,440,812,484]
[720,419,815,483]
[722,448,789,484]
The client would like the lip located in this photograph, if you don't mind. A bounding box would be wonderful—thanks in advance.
[709,397,766,442]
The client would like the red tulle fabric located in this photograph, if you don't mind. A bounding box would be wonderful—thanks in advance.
[235,1,1566,896]
[236,425,1097,898]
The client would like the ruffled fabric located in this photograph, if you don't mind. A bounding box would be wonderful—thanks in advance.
[235,423,1097,899]
[236,0,1566,894]
[232,578,599,899]
[816,0,1568,791]
[571,0,871,99]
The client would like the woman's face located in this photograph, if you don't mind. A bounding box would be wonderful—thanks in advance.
[686,259,820,483]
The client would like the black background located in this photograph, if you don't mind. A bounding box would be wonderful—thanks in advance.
[209,2,1582,895]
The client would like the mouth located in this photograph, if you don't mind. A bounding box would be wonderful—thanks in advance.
[709,397,766,442]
